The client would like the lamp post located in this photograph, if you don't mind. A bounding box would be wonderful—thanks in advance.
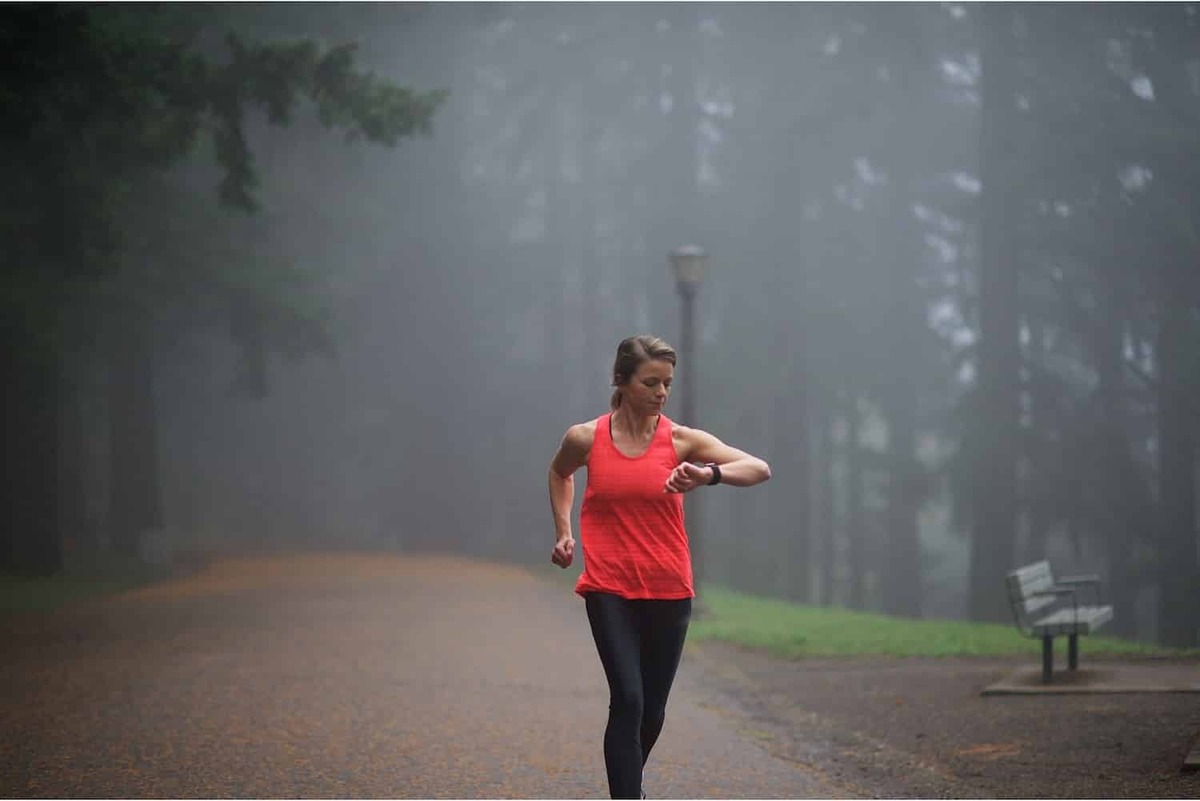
[669,245,705,426]
[669,244,707,599]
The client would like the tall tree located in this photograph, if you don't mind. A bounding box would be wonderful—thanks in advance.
[0,5,445,572]
[1137,3,1200,648]
[872,4,933,618]
[966,3,1024,622]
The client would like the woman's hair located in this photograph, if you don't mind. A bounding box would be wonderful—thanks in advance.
[610,335,677,410]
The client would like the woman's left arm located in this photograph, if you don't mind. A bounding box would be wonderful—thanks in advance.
[666,427,771,492]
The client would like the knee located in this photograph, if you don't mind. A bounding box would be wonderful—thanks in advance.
[641,701,666,730]
[609,685,644,721]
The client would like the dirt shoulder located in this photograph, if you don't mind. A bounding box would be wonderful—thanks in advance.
[689,640,1200,799]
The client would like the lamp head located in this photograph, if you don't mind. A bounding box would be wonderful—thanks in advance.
[669,244,707,290]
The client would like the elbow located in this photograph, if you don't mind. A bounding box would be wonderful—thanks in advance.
[757,459,772,483]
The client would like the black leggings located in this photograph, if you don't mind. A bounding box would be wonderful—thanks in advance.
[584,592,692,800]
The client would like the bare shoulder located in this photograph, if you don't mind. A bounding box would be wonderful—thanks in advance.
[670,422,716,460]
[564,418,598,451]
[670,422,694,447]
[552,418,598,477]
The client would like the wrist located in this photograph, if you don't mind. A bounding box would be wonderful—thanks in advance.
[704,462,721,485]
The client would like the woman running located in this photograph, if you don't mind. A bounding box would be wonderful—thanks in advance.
[547,334,771,799]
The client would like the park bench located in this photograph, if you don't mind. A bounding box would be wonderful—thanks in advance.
[1005,560,1114,683]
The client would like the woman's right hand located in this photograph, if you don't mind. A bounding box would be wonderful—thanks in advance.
[551,535,575,569]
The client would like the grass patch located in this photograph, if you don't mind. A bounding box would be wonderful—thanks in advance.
[0,554,172,616]
[691,585,1198,659]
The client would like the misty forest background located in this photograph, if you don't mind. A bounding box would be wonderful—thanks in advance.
[3,2,1198,647]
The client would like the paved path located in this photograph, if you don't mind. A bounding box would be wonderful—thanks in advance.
[1,553,845,799]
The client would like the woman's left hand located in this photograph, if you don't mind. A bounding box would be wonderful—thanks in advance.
[664,462,713,494]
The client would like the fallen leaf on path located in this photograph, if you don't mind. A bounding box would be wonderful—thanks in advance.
[956,742,1022,759]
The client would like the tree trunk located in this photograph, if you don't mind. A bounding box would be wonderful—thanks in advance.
[1140,5,1200,648]
[774,348,811,603]
[107,313,163,559]
[878,26,926,618]
[766,241,812,602]
[968,3,1022,622]
[1091,293,1139,639]
[883,397,922,617]
[0,344,63,575]
[58,369,93,561]
[1155,270,1198,647]
[845,401,866,609]
[878,203,923,617]
[1021,318,1053,566]
[813,400,836,606]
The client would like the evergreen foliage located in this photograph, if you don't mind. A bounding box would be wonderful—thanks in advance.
[0,4,445,574]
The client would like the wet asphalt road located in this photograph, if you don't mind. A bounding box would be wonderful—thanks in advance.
[1,552,843,799]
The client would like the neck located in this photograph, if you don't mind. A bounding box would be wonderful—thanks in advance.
[612,406,659,438]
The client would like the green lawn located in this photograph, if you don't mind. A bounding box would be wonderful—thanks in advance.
[690,585,1198,659]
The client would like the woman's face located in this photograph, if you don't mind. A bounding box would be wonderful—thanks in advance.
[621,359,674,415]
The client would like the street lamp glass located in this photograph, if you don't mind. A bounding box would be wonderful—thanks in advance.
[669,245,707,288]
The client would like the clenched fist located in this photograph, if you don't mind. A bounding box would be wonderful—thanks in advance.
[551,535,575,568]
[664,461,715,494]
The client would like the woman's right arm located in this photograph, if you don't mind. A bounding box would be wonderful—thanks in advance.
[548,423,592,568]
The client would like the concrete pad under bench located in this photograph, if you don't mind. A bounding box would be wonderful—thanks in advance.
[982,661,1200,696]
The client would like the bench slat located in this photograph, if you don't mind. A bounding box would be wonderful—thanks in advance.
[1029,605,1113,637]
[1019,595,1056,618]
[1007,562,1055,602]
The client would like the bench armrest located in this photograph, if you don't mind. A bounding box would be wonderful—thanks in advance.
[1029,587,1076,597]
[1054,575,1104,605]
[1030,586,1083,620]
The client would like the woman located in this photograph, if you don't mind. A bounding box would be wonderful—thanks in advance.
[547,334,771,800]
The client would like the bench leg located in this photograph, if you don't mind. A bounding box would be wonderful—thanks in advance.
[1042,635,1054,683]
[1068,634,1078,670]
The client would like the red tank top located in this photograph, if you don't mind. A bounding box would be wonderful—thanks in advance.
[575,413,694,600]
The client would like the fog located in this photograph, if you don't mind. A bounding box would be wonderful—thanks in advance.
[7,3,1199,647]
